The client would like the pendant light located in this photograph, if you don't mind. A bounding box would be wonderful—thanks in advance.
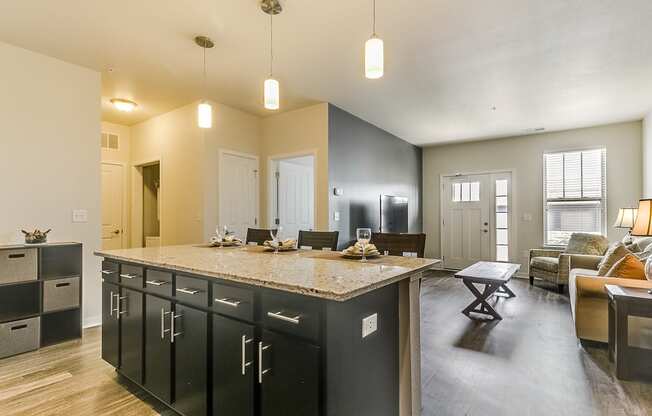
[195,36,214,128]
[262,0,282,110]
[365,0,384,79]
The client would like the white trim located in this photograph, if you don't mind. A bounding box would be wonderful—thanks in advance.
[267,149,318,229]
[218,149,260,230]
[83,314,102,329]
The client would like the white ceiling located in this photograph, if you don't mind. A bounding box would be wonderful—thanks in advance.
[1,1,652,145]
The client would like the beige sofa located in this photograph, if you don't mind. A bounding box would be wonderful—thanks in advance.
[568,238,652,343]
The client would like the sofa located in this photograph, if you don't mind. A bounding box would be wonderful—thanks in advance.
[568,238,652,343]
[529,233,609,293]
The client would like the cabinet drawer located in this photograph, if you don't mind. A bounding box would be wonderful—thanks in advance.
[212,282,254,322]
[262,291,321,342]
[144,269,173,297]
[43,277,80,312]
[0,249,37,284]
[175,275,208,308]
[120,264,144,289]
[101,260,120,284]
[0,317,40,358]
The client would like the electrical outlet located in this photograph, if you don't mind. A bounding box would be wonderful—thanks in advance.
[362,313,378,338]
[72,209,88,223]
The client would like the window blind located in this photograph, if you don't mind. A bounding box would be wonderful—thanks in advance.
[543,149,606,246]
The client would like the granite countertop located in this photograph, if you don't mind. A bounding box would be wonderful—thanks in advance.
[95,245,440,301]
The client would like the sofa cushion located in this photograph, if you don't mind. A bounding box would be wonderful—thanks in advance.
[597,242,631,275]
[570,268,599,279]
[530,256,559,273]
[606,254,646,280]
[565,233,609,256]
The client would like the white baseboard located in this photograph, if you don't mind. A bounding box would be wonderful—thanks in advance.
[83,315,102,329]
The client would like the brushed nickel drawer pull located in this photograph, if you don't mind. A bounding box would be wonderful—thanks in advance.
[55,282,70,288]
[120,273,137,279]
[146,280,169,286]
[267,311,301,325]
[101,270,115,275]
[11,324,28,331]
[258,342,271,383]
[8,253,25,259]
[241,335,253,375]
[176,287,200,295]
[215,297,241,308]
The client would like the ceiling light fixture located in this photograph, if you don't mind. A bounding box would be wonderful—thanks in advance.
[110,98,138,112]
[195,35,214,129]
[365,0,384,79]
[261,0,281,110]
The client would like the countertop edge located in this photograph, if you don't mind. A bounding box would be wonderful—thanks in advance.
[94,250,438,302]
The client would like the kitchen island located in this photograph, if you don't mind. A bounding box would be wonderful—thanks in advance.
[95,245,438,416]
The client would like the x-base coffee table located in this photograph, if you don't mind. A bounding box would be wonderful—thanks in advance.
[455,261,521,320]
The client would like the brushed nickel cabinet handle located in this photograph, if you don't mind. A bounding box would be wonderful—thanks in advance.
[241,335,253,375]
[112,293,120,318]
[160,308,171,339]
[171,313,183,343]
[146,280,169,286]
[109,291,114,317]
[215,297,241,308]
[258,342,271,383]
[267,311,301,325]
[176,288,200,295]
[120,273,137,279]
[101,270,115,275]
[118,296,127,315]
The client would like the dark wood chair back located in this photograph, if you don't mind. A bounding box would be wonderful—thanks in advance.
[245,228,274,245]
[297,230,339,251]
[370,233,426,258]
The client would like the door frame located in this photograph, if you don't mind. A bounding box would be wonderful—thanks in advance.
[218,149,260,231]
[267,150,317,230]
[439,169,518,268]
[101,161,128,249]
[132,157,162,248]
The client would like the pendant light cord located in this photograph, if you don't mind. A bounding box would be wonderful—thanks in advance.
[203,44,207,97]
[269,13,274,77]
[372,0,376,36]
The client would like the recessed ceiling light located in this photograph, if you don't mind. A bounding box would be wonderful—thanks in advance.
[110,98,138,112]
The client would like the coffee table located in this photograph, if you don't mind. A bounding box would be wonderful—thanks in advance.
[455,261,521,320]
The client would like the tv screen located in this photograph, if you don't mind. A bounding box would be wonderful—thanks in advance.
[380,195,408,233]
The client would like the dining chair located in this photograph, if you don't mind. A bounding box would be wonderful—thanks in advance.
[370,233,427,258]
[245,228,274,245]
[297,230,339,251]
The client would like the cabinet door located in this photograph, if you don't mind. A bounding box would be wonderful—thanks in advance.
[144,294,172,404]
[101,281,120,368]
[173,304,208,416]
[120,288,143,384]
[212,315,255,416]
[260,330,320,416]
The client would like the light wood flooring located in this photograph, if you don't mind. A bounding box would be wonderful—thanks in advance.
[0,274,651,415]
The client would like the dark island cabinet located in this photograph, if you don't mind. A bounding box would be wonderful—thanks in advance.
[120,288,143,384]
[260,329,320,416]
[212,315,255,416]
[173,304,208,416]
[101,281,120,368]
[144,294,173,403]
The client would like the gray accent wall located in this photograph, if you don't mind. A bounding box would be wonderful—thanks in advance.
[328,105,422,248]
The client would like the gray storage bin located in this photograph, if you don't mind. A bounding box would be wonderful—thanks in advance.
[43,276,80,312]
[0,248,37,284]
[0,317,40,358]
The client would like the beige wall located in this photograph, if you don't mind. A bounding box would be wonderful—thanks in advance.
[260,103,330,230]
[101,121,131,247]
[0,41,102,326]
[643,113,652,198]
[423,121,643,270]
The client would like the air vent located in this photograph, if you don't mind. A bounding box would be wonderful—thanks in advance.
[101,132,119,150]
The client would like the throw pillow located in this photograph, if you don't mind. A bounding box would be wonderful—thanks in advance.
[605,254,647,280]
[565,233,609,255]
[597,242,631,275]
[625,242,640,252]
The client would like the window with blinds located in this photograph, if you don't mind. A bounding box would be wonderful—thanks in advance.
[543,148,606,246]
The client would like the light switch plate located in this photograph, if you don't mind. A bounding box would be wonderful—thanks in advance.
[362,313,378,338]
[72,209,88,223]
[333,211,340,221]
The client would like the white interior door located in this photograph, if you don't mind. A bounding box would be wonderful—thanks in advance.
[442,174,492,269]
[277,157,314,239]
[101,163,124,250]
[219,152,259,240]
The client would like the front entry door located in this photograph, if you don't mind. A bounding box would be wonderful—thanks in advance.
[101,163,124,250]
[442,174,492,269]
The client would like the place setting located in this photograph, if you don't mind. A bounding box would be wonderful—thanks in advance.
[341,228,381,261]
[262,226,298,254]
[208,225,243,248]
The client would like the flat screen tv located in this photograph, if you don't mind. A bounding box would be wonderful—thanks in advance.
[380,195,408,233]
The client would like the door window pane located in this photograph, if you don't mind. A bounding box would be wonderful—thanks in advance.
[461,182,470,202]
[496,179,508,197]
[496,229,508,245]
[495,178,509,262]
[470,182,480,201]
[496,212,508,229]
[496,245,508,262]
[452,183,461,202]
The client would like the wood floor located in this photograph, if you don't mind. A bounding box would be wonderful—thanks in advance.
[0,274,650,415]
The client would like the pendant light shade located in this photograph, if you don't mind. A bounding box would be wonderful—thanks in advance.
[365,36,384,79]
[264,78,280,110]
[198,101,212,128]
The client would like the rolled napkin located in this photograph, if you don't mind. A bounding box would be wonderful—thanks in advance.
[263,239,297,249]
[342,242,379,256]
[209,235,242,246]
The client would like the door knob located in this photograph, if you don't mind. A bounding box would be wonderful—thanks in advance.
[113,229,120,235]
[483,229,488,233]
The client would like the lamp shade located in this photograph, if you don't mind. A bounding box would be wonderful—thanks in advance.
[197,102,212,129]
[264,78,280,110]
[613,208,638,229]
[631,199,652,236]
[365,36,384,79]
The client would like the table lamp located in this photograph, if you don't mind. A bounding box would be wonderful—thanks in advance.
[614,207,638,244]
[631,199,652,290]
